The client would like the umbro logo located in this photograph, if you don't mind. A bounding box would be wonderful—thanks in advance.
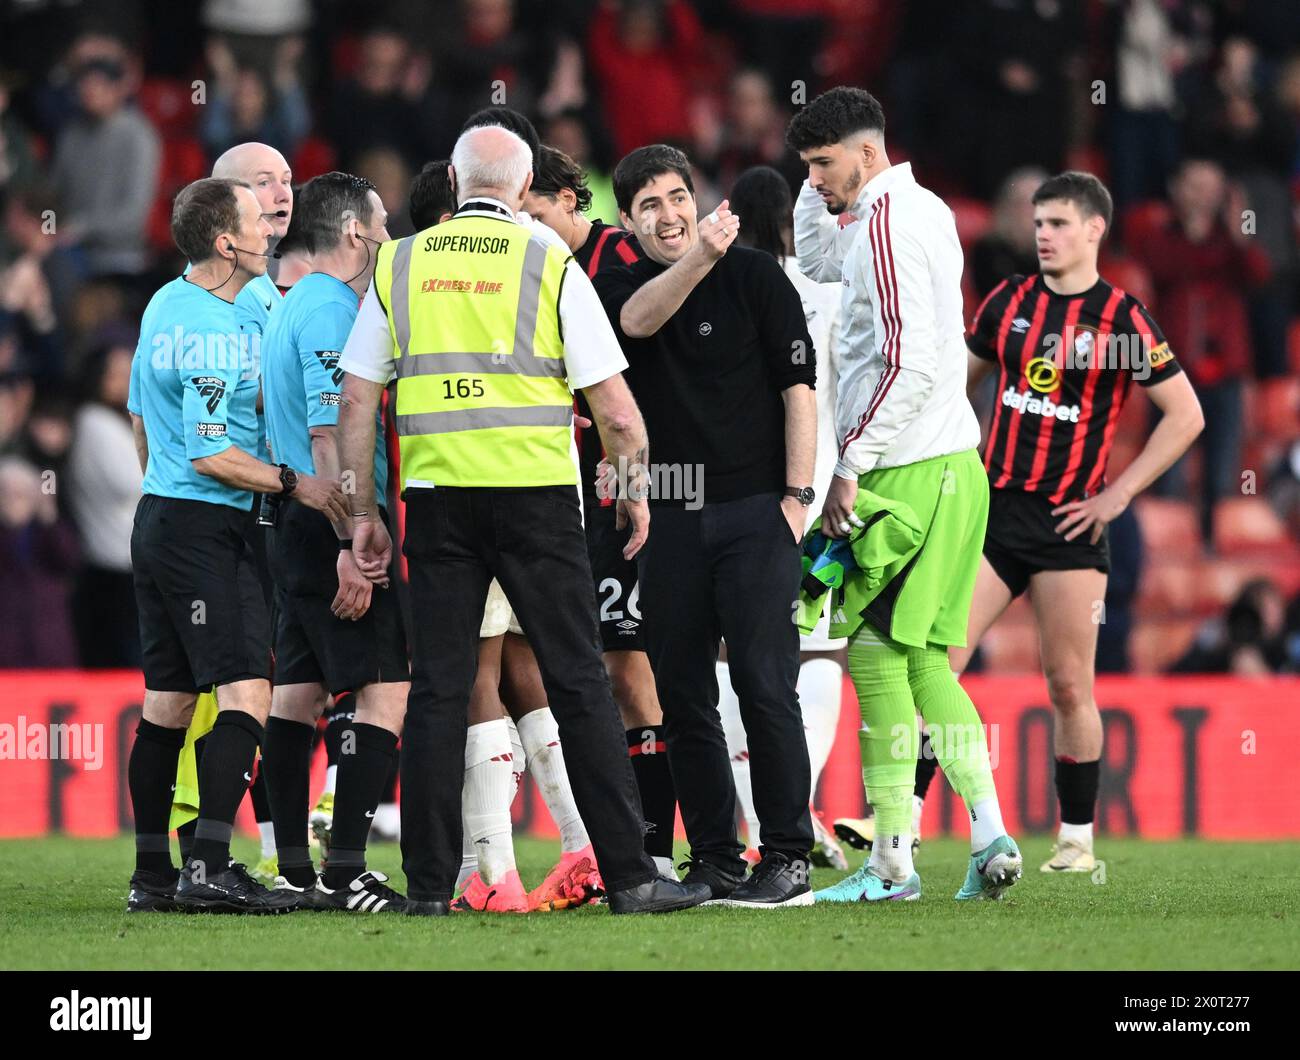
[1011,317,1030,333]
[192,375,226,414]
[616,619,638,630]
[315,350,344,386]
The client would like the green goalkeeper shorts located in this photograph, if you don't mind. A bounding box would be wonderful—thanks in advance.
[856,448,989,649]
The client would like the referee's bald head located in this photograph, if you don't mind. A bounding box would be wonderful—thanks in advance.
[212,142,293,239]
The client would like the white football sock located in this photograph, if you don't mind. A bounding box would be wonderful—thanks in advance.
[462,719,517,885]
[653,855,678,880]
[912,794,924,842]
[718,661,760,847]
[507,717,526,803]
[515,707,589,854]
[258,820,276,859]
[373,802,399,838]
[868,831,915,882]
[968,797,1007,852]
[797,655,843,797]
[1059,821,1093,848]
[324,765,337,797]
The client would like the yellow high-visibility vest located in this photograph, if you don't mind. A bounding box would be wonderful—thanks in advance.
[374,213,575,489]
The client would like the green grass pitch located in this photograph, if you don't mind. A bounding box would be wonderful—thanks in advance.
[4,836,1297,970]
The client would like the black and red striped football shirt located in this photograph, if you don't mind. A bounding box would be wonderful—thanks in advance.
[574,220,641,499]
[967,273,1183,504]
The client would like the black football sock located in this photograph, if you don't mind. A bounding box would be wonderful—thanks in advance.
[324,721,398,889]
[626,725,676,860]
[1055,757,1101,825]
[263,716,316,887]
[914,732,939,800]
[189,711,263,876]
[129,718,187,875]
[176,735,206,864]
[325,692,355,770]
[381,749,400,803]
[248,765,271,824]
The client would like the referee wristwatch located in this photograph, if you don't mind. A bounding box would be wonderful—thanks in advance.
[278,463,299,497]
[785,486,816,506]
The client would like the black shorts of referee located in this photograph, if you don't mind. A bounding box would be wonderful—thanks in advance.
[584,492,644,652]
[267,500,409,694]
[131,494,271,692]
[983,486,1111,599]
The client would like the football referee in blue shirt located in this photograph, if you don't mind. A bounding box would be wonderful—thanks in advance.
[125,177,348,914]
[260,172,411,913]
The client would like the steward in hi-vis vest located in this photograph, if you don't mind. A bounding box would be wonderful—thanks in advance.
[335,121,706,916]
[373,202,577,488]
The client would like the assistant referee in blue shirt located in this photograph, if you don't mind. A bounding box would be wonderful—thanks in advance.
[125,177,348,915]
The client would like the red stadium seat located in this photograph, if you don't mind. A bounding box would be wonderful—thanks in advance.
[1132,496,1201,558]
[1212,497,1292,553]
[146,136,208,251]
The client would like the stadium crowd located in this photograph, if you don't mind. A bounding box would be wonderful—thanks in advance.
[1,0,1298,673]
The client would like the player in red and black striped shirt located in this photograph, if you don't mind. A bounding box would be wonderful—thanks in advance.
[523,145,680,878]
[959,172,1203,873]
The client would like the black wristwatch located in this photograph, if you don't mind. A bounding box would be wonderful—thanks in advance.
[785,486,815,506]
[278,463,299,497]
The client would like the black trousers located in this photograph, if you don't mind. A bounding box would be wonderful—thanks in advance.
[639,492,813,873]
[400,485,656,902]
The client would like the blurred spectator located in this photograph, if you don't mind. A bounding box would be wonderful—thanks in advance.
[49,31,161,278]
[18,386,75,521]
[1170,578,1292,674]
[3,187,84,360]
[1186,37,1295,178]
[694,68,803,194]
[588,0,706,157]
[354,147,415,238]
[0,370,34,452]
[435,0,581,125]
[1096,505,1144,674]
[0,455,79,668]
[0,76,38,194]
[326,23,442,170]
[1132,157,1270,544]
[969,166,1047,301]
[729,0,830,105]
[201,0,313,71]
[542,109,620,223]
[1105,0,1207,214]
[199,36,310,161]
[68,334,141,668]
[1185,38,1297,382]
[0,229,62,379]
[947,0,1086,198]
[1267,435,1300,541]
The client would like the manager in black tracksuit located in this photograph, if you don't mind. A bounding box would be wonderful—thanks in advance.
[595,145,818,908]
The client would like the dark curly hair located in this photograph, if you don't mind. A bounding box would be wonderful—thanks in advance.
[530,145,593,214]
[785,86,886,152]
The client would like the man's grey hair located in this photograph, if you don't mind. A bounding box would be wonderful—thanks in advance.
[450,125,531,204]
